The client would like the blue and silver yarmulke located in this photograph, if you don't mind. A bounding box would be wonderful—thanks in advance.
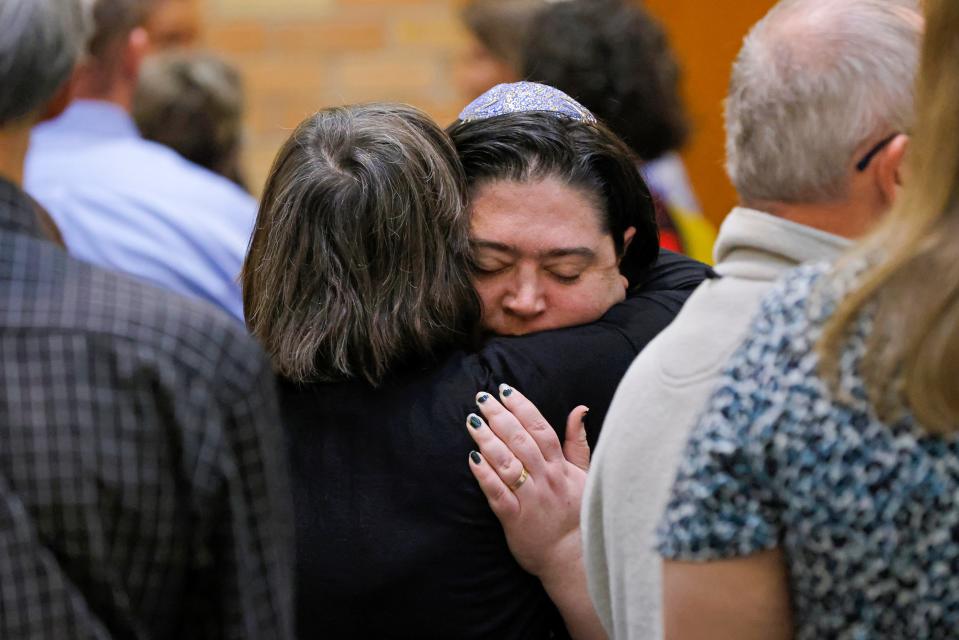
[457,81,597,124]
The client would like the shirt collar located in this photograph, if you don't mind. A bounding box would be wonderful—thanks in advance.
[43,99,140,141]
[714,207,851,277]
[0,176,45,239]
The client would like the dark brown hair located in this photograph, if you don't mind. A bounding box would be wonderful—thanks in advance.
[88,0,153,58]
[85,0,154,94]
[243,104,481,384]
[448,112,660,286]
[522,0,689,161]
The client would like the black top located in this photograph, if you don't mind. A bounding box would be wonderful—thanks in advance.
[0,178,294,639]
[283,251,709,639]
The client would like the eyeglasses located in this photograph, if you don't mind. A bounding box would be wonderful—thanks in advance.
[855,133,899,171]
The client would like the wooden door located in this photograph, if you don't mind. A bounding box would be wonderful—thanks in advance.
[643,0,777,227]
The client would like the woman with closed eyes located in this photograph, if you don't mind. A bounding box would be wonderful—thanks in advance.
[243,87,708,639]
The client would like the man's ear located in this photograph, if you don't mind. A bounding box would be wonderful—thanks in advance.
[875,133,909,204]
[38,74,78,123]
[122,27,151,83]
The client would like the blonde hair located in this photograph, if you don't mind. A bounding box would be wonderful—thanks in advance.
[819,0,959,434]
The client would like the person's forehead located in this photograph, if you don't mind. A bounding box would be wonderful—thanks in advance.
[469,178,609,253]
[472,238,596,260]
[471,177,602,224]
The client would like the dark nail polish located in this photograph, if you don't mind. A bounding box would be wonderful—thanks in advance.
[501,386,513,397]
[470,450,482,465]
[477,393,490,403]
[582,409,590,425]
[468,414,483,430]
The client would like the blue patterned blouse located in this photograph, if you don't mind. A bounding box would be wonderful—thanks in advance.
[657,264,959,639]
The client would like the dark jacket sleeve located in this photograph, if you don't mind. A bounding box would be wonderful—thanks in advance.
[476,250,710,448]
[630,249,715,295]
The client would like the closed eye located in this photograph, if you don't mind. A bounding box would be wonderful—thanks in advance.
[549,271,582,284]
[474,263,510,277]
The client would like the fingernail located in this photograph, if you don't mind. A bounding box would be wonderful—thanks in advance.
[582,408,590,424]
[468,414,483,430]
[477,393,490,404]
[500,384,513,398]
[470,450,482,465]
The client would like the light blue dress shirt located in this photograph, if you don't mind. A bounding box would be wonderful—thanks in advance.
[25,100,257,322]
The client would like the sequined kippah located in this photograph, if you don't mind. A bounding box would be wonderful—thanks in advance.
[457,81,597,124]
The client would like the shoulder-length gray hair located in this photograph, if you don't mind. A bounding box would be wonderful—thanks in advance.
[243,104,480,384]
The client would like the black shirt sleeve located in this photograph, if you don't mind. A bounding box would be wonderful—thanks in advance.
[476,251,710,448]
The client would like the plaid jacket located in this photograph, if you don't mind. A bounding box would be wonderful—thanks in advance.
[0,177,294,639]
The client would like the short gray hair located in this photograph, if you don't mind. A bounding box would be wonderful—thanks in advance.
[0,0,88,125]
[726,0,922,204]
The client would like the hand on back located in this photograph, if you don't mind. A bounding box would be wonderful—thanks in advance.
[465,383,590,580]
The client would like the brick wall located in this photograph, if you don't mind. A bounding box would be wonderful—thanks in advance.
[202,0,470,194]
[201,0,764,225]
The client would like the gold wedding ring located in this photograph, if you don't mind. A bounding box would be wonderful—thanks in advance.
[510,467,529,491]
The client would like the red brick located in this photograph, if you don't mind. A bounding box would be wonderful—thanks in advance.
[338,54,440,93]
[239,58,326,96]
[340,0,434,5]
[206,21,268,54]
[393,17,467,49]
[271,21,387,53]
[207,0,473,192]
